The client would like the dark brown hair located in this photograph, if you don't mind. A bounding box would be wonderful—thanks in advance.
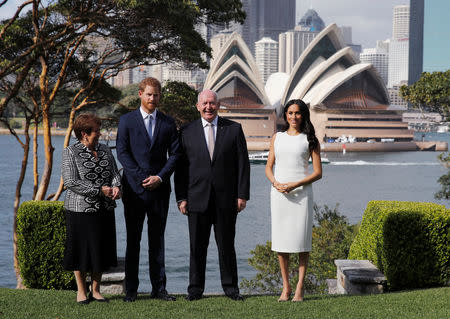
[139,77,161,92]
[283,99,319,153]
[73,113,101,141]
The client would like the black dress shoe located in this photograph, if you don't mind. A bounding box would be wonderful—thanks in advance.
[150,289,176,301]
[88,291,109,303]
[185,294,202,301]
[77,298,90,305]
[123,292,137,302]
[227,293,244,301]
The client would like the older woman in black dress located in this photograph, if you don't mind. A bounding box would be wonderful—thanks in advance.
[62,113,121,304]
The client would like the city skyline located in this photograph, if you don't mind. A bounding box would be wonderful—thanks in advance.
[2,1,449,73]
[296,0,408,48]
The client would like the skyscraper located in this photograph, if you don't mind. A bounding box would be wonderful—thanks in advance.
[408,0,424,84]
[388,5,410,88]
[298,8,325,32]
[278,26,318,73]
[241,0,295,53]
[393,5,410,40]
[255,37,278,83]
[339,26,352,45]
[360,41,389,85]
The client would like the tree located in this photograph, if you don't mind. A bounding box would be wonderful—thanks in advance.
[159,81,200,128]
[435,153,450,200]
[1,0,245,288]
[400,70,450,121]
[240,204,357,295]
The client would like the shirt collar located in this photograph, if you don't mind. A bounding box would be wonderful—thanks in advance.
[201,116,218,128]
[140,106,157,120]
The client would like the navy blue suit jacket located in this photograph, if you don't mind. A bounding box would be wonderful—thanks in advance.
[116,108,180,201]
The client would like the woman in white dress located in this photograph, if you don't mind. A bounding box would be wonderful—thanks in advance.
[265,99,322,302]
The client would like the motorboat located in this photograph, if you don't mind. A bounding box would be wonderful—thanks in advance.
[248,151,268,163]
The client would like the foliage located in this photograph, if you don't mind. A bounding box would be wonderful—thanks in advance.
[159,81,200,128]
[400,70,450,121]
[0,0,246,116]
[348,200,450,290]
[240,204,357,294]
[1,287,450,319]
[435,152,450,200]
[16,201,75,289]
[9,118,22,129]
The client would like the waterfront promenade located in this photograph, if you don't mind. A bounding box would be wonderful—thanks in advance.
[1,128,447,152]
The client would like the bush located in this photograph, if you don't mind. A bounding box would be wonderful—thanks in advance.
[16,201,75,289]
[348,200,449,290]
[240,204,357,294]
[9,119,22,129]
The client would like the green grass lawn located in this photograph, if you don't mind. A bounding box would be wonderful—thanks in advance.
[0,287,449,319]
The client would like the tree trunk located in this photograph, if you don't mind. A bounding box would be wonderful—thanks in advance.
[34,111,53,200]
[13,124,31,289]
[32,121,38,198]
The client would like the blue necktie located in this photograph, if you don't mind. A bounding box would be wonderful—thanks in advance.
[147,115,153,142]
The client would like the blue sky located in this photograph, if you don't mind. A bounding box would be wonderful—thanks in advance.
[423,0,450,72]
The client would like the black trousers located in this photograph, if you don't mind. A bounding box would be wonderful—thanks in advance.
[123,192,169,294]
[187,192,239,296]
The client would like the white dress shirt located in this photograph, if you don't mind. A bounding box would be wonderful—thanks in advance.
[140,107,157,137]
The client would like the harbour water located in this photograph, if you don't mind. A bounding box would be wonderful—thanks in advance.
[0,132,448,293]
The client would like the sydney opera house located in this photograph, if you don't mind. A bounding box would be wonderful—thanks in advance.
[204,24,416,150]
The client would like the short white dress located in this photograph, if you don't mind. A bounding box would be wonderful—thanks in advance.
[270,132,313,253]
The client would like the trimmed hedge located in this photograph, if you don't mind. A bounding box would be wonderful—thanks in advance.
[348,200,449,290]
[16,201,75,289]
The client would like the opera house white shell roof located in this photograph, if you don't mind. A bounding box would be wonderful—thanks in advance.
[205,24,389,115]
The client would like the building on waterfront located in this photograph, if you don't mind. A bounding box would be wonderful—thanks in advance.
[402,111,442,131]
[203,32,275,145]
[204,26,414,145]
[255,37,278,84]
[240,0,295,53]
[388,82,408,108]
[360,42,389,85]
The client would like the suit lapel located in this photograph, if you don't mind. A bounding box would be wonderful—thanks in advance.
[193,119,211,163]
[150,111,163,151]
[134,109,152,148]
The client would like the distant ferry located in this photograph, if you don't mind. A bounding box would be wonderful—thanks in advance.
[249,151,330,164]
[437,125,449,133]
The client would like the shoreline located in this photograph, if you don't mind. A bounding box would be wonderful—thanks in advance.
[1,128,447,152]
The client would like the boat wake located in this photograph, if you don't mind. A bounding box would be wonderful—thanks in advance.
[330,160,439,166]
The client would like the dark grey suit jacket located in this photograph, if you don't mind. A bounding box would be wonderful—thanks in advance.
[175,116,250,213]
